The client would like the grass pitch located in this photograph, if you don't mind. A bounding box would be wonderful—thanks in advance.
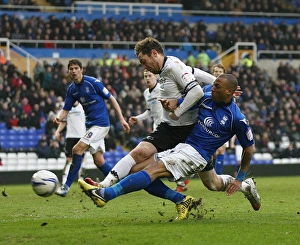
[0,176,300,245]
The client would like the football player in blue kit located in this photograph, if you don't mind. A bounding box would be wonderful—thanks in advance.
[79,73,261,219]
[54,59,130,196]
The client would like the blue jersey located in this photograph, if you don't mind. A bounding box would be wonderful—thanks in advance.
[186,93,254,162]
[63,75,111,129]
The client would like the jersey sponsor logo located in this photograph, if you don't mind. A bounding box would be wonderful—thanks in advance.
[198,117,220,138]
[246,128,253,141]
[203,117,214,127]
[86,86,90,94]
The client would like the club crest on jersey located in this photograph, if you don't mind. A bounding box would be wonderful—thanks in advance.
[159,77,166,90]
[220,115,228,126]
[85,86,90,93]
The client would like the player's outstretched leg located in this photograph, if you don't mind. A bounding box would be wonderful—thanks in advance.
[78,179,106,207]
[175,195,199,220]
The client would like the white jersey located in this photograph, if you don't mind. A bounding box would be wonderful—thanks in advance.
[136,83,163,130]
[66,103,86,138]
[159,56,202,126]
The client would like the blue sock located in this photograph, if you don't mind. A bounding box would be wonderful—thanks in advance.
[65,154,82,187]
[101,170,152,201]
[144,178,185,204]
[215,154,224,175]
[98,161,114,176]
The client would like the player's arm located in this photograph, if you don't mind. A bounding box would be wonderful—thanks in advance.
[170,83,203,120]
[54,109,69,125]
[225,118,255,195]
[109,95,130,133]
[188,66,215,85]
[55,120,66,140]
[129,110,150,125]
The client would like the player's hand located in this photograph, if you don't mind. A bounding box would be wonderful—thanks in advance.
[225,179,242,196]
[54,131,60,141]
[233,86,243,99]
[129,116,138,125]
[169,112,179,120]
[121,119,130,134]
[159,99,178,112]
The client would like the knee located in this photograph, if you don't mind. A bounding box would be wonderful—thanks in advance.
[131,146,150,162]
[72,146,85,155]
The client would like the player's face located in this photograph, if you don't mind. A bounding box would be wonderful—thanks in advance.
[138,50,161,74]
[211,77,230,103]
[144,70,157,89]
[68,64,83,83]
[212,67,224,77]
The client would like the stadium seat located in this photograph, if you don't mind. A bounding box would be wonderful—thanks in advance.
[27,152,38,160]
[17,158,28,171]
[0,128,8,135]
[47,158,59,170]
[37,158,48,170]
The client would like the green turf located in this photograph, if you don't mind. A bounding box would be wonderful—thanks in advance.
[0,176,300,245]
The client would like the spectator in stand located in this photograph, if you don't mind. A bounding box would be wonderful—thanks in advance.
[33,61,45,83]
[9,112,18,129]
[41,65,53,92]
[104,133,117,152]
[0,49,6,65]
[11,71,24,90]
[21,97,32,115]
[36,139,51,158]
[49,139,62,159]
[18,111,31,128]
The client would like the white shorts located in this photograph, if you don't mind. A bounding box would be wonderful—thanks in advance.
[80,126,110,155]
[156,143,207,181]
[235,145,243,161]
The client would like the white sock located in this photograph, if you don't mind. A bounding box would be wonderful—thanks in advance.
[219,174,234,191]
[239,181,249,195]
[62,161,71,185]
[100,154,136,187]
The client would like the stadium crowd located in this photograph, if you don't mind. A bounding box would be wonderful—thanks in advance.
[1,12,300,53]
[0,2,300,159]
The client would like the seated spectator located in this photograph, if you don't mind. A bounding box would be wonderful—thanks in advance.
[49,139,62,158]
[36,139,51,158]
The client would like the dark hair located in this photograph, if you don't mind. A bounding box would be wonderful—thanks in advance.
[219,74,238,91]
[134,37,164,57]
[67,59,82,69]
